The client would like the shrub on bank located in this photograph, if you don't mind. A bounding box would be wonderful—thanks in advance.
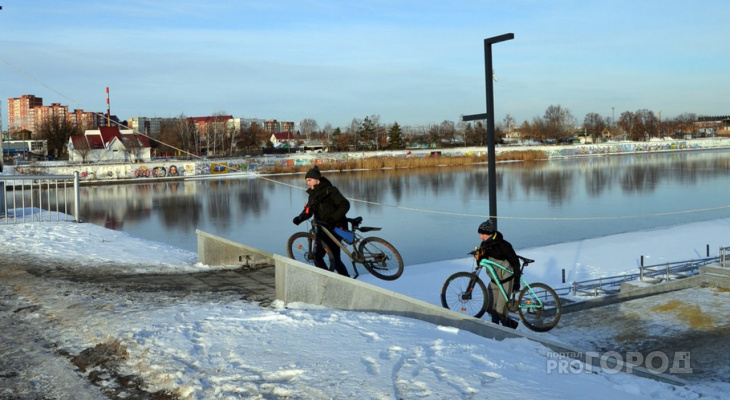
[262,150,546,175]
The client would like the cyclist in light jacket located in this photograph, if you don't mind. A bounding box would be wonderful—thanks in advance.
[475,220,521,329]
[292,165,351,277]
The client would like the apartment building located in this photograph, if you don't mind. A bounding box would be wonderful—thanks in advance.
[265,119,295,134]
[6,94,105,137]
[6,94,42,134]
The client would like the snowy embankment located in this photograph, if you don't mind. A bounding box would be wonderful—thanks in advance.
[1,217,729,398]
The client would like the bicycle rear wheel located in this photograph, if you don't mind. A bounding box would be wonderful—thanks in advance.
[517,282,562,332]
[286,232,336,272]
[440,272,490,318]
[357,237,404,280]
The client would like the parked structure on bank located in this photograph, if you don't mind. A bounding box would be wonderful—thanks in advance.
[67,126,151,163]
[1,140,48,159]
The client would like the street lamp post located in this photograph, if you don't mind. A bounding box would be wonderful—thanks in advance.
[462,33,514,231]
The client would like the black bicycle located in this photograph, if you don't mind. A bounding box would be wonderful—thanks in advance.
[286,217,404,280]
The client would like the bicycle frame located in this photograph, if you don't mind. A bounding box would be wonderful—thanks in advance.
[477,258,545,312]
[308,219,366,277]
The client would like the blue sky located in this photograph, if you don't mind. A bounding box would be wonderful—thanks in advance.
[1,0,728,131]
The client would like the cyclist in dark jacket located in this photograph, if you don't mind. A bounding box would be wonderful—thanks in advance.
[475,220,521,329]
[293,166,351,277]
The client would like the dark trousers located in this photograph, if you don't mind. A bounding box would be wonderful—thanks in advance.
[315,230,350,277]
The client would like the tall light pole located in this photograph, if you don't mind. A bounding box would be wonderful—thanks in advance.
[463,33,514,231]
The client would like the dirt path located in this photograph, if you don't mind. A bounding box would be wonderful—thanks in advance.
[0,259,275,399]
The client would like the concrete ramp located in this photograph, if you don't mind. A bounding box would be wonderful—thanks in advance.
[197,229,686,386]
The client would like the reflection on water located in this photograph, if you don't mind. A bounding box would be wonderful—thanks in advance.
[76,150,730,265]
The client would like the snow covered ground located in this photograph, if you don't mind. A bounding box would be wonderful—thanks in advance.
[1,213,729,399]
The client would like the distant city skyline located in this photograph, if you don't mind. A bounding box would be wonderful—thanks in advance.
[1,1,729,132]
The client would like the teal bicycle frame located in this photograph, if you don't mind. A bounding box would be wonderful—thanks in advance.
[478,257,550,315]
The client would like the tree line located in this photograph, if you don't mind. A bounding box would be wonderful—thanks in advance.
[25,105,718,160]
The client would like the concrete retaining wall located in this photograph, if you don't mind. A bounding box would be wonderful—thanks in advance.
[196,229,275,267]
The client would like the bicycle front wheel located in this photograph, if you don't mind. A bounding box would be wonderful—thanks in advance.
[357,237,404,280]
[440,272,490,318]
[286,232,336,272]
[517,282,562,332]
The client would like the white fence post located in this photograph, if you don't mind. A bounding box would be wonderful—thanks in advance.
[73,171,80,222]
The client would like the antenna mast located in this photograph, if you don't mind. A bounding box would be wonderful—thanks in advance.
[106,87,111,127]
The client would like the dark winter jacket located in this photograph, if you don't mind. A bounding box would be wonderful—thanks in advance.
[477,231,521,280]
[301,177,350,228]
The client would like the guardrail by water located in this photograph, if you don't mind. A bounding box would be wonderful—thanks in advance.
[553,251,725,298]
[0,172,80,224]
[720,246,730,268]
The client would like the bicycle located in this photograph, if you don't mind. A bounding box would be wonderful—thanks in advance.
[440,255,561,332]
[286,216,404,281]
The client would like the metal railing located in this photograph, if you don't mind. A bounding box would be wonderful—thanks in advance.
[0,172,80,224]
[721,246,730,268]
[552,254,723,298]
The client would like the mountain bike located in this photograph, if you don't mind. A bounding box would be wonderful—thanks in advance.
[440,255,561,332]
[286,216,404,280]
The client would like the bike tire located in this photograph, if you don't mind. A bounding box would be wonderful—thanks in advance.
[357,236,404,281]
[286,232,336,272]
[517,282,562,332]
[440,272,490,318]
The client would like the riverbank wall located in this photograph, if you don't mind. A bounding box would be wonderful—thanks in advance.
[9,137,730,183]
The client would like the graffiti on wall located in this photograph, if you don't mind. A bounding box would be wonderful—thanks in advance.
[211,163,229,174]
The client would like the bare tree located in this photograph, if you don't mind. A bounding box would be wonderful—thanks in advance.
[671,113,697,138]
[176,115,200,156]
[618,111,637,140]
[205,112,229,157]
[37,114,81,160]
[462,122,477,146]
[240,122,265,151]
[347,118,362,150]
[499,114,516,138]
[583,112,608,143]
[334,128,350,151]
[299,118,319,140]
[158,119,184,157]
[635,109,660,140]
[72,136,92,163]
[618,109,659,141]
[521,117,548,142]
[439,120,456,146]
[123,134,146,162]
[542,105,576,142]
[323,123,334,148]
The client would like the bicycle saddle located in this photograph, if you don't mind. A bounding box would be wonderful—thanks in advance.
[346,216,381,232]
[518,256,535,264]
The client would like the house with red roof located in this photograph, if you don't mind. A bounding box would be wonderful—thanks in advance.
[68,126,151,163]
[270,132,298,149]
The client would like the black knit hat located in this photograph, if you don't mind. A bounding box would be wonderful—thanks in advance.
[305,165,321,180]
[478,220,495,234]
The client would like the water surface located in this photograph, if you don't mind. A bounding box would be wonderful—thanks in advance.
[78,149,730,266]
